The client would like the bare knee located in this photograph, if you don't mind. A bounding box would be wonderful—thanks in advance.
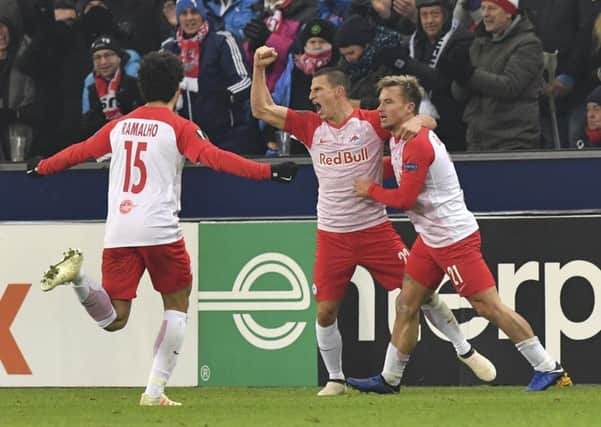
[103,300,130,332]
[470,298,504,323]
[317,301,339,327]
[104,317,127,332]
[395,293,420,319]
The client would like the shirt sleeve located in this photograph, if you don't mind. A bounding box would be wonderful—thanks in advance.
[283,109,322,149]
[36,122,114,175]
[178,122,271,180]
[363,109,390,141]
[367,131,434,210]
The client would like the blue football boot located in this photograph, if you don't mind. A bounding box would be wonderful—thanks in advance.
[346,375,400,394]
[527,363,573,391]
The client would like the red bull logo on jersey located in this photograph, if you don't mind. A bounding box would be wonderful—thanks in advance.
[319,147,368,166]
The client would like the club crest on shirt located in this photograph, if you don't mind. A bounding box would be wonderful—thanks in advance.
[196,128,209,140]
[119,199,136,214]
[403,162,418,171]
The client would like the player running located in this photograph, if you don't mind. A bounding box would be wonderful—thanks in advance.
[27,51,298,406]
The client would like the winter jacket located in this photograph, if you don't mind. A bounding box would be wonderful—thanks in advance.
[456,14,543,151]
[404,16,473,152]
[162,29,253,146]
[245,0,318,91]
[0,16,38,160]
[205,0,259,43]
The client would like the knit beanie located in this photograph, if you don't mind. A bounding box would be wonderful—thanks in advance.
[175,0,207,20]
[415,0,451,9]
[301,19,336,47]
[587,86,601,105]
[481,0,518,16]
[90,34,122,56]
[334,15,374,48]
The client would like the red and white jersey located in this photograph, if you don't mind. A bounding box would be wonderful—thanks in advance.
[285,109,390,232]
[38,105,270,248]
[370,128,477,247]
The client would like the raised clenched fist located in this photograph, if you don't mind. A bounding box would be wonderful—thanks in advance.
[253,46,278,69]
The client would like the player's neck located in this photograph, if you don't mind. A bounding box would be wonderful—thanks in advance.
[328,102,354,126]
[145,101,175,110]
[391,115,416,140]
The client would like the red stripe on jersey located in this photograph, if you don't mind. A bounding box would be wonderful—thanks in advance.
[368,129,434,210]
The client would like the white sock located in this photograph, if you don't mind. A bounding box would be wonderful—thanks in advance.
[515,336,556,372]
[144,310,188,398]
[316,320,344,381]
[73,272,116,329]
[420,293,471,356]
[381,342,410,386]
[72,267,89,301]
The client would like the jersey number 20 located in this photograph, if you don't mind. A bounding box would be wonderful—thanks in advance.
[123,140,148,193]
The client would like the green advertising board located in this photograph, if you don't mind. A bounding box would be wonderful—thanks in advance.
[198,221,317,386]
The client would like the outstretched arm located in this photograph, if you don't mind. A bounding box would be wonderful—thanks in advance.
[32,123,113,175]
[180,122,298,183]
[250,46,289,130]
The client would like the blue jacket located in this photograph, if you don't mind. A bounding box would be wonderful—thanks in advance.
[162,30,252,137]
[204,0,258,43]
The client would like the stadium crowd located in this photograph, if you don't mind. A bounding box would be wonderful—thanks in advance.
[1,0,600,161]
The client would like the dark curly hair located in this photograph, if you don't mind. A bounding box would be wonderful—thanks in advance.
[137,51,183,103]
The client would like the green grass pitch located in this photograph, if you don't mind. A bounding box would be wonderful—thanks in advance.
[2,386,599,426]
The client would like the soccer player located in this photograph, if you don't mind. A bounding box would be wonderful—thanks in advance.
[26,51,298,406]
[348,75,573,392]
[251,46,495,396]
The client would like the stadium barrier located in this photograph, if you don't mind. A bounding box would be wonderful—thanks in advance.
[4,216,597,387]
[0,223,199,387]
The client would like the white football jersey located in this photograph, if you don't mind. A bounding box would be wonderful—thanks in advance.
[390,129,478,247]
[285,109,390,232]
[38,105,271,248]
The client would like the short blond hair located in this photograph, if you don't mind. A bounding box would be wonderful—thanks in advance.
[377,75,425,112]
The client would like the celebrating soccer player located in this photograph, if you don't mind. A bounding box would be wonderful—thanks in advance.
[251,46,496,396]
[348,75,572,392]
[27,51,298,406]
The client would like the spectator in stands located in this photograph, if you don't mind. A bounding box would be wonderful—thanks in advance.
[521,0,594,149]
[18,1,91,156]
[77,0,118,47]
[268,17,337,154]
[77,0,162,54]
[162,0,260,154]
[453,0,482,29]
[80,35,143,139]
[243,0,318,92]
[345,0,415,34]
[445,0,543,151]
[317,0,352,26]
[335,14,403,109]
[159,0,178,41]
[584,86,601,148]
[0,15,39,161]
[205,0,259,43]
[378,0,473,151]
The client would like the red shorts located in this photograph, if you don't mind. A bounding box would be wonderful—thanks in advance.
[102,238,192,300]
[405,231,495,297]
[313,221,409,301]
